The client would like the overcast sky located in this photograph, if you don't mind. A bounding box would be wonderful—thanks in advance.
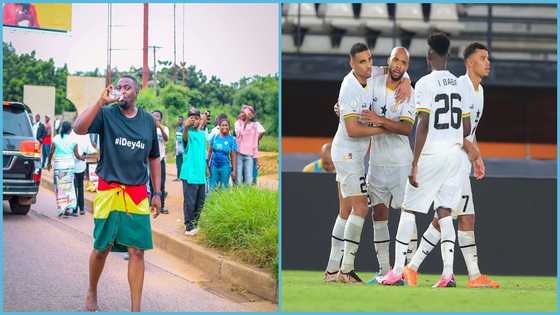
[3,3,279,83]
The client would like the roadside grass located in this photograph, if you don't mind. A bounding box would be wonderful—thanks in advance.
[198,185,278,276]
[259,135,278,152]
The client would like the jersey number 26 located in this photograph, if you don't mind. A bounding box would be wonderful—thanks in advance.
[434,93,462,130]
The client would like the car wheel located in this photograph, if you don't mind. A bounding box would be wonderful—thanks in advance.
[9,199,31,215]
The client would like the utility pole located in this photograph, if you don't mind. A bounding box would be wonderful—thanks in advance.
[142,3,149,90]
[149,45,162,94]
[181,4,186,86]
[182,4,185,63]
[173,3,177,84]
[106,4,112,86]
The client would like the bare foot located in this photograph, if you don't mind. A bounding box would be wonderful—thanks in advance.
[85,290,98,311]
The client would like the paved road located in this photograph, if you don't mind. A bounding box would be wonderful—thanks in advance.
[3,188,269,312]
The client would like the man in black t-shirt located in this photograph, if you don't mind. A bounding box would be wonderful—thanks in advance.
[74,75,161,312]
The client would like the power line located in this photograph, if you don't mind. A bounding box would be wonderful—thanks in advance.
[173,3,177,83]
[106,3,112,86]
[182,4,185,63]
[148,45,162,94]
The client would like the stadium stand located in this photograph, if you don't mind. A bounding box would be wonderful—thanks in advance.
[282,3,556,161]
[283,3,556,61]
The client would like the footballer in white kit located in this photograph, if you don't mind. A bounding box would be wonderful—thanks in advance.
[405,42,499,289]
[358,47,418,283]
[381,33,479,288]
[324,43,413,284]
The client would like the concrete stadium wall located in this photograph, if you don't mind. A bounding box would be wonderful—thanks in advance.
[281,172,556,276]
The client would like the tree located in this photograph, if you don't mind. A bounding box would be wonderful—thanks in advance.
[233,75,278,135]
[3,42,74,114]
[3,42,278,137]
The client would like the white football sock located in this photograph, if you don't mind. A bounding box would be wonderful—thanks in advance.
[406,222,418,264]
[458,230,481,279]
[439,216,456,278]
[393,211,415,275]
[373,219,390,275]
[326,215,347,273]
[409,223,441,271]
[340,214,365,273]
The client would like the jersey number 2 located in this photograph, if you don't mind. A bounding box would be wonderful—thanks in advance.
[359,176,367,194]
[434,93,462,130]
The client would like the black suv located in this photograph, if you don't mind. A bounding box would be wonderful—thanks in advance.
[3,101,42,215]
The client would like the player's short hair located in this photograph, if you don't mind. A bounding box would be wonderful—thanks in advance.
[349,43,370,58]
[120,75,139,90]
[463,42,488,61]
[427,32,450,57]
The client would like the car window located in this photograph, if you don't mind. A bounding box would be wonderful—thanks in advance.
[3,109,33,137]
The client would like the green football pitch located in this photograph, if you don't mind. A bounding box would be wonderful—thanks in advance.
[281,270,557,312]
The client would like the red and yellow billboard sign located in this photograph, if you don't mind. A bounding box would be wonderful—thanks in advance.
[3,3,72,32]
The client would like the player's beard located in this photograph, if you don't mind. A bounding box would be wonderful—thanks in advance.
[390,71,404,81]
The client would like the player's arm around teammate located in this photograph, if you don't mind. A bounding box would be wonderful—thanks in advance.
[360,47,418,283]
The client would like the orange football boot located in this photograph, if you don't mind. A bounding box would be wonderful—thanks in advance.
[467,274,500,288]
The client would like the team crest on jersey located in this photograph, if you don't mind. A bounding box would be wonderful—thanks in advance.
[390,101,401,113]
[344,153,353,160]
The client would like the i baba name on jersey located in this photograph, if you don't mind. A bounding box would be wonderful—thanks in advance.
[414,70,468,155]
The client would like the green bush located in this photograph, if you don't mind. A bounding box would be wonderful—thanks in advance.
[259,135,278,152]
[198,186,278,276]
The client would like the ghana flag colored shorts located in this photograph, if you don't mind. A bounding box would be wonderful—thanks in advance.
[92,177,153,252]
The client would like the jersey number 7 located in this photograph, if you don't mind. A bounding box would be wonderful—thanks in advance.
[434,93,462,130]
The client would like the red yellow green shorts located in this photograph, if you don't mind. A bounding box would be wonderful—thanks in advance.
[92,177,153,253]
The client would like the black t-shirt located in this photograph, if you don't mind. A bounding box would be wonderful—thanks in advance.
[88,105,159,185]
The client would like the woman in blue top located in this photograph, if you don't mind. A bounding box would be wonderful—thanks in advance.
[207,117,237,190]
[47,121,82,217]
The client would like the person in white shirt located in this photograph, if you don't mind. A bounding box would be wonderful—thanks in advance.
[208,113,228,143]
[404,42,499,289]
[70,129,97,215]
[175,116,185,182]
[358,47,418,284]
[381,33,481,287]
[152,110,169,214]
[31,114,39,139]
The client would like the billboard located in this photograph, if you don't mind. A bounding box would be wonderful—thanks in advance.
[23,85,55,120]
[3,3,72,32]
[66,76,106,114]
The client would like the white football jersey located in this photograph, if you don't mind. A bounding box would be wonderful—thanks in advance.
[458,74,484,142]
[332,70,376,163]
[414,70,470,155]
[369,75,416,166]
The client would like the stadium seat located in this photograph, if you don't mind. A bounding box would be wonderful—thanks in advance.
[324,3,361,32]
[361,3,395,33]
[282,34,297,53]
[462,4,556,19]
[297,35,334,54]
[285,3,324,32]
[429,4,465,35]
[395,4,430,33]
[316,4,326,18]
